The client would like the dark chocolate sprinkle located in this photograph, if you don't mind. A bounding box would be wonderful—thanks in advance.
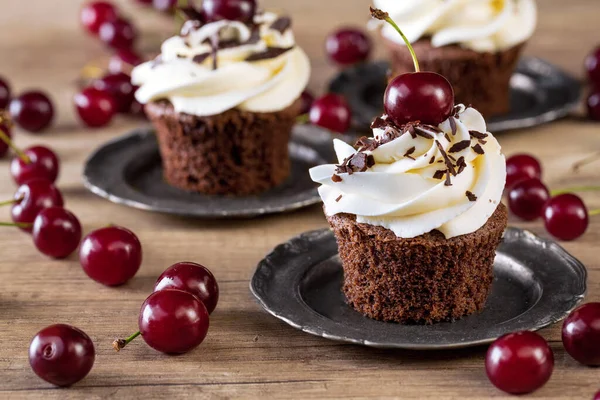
[472,144,485,155]
[433,170,446,180]
[444,171,453,186]
[466,191,478,201]
[403,146,416,159]
[331,174,342,183]
[176,54,186,58]
[435,141,456,176]
[335,194,343,202]
[448,140,471,153]
[192,53,211,64]
[370,116,387,129]
[355,136,378,152]
[444,133,451,143]
[270,17,292,33]
[415,125,438,138]
[456,156,466,174]
[449,117,457,135]
[469,130,488,140]
[245,46,294,61]
[429,155,435,164]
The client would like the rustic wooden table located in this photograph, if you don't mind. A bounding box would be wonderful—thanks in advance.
[0,0,598,398]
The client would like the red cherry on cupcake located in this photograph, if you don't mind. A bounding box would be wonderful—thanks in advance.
[74,87,117,128]
[99,17,137,50]
[542,193,589,241]
[10,146,60,185]
[81,1,118,35]
[309,94,352,134]
[562,303,600,366]
[505,153,542,189]
[9,91,54,133]
[93,73,136,113]
[79,226,142,286]
[29,324,95,387]
[325,28,372,66]
[508,178,550,221]
[154,262,219,314]
[485,331,554,395]
[0,76,11,109]
[201,0,257,23]
[113,289,209,354]
[371,8,454,126]
[33,207,82,259]
[11,179,64,233]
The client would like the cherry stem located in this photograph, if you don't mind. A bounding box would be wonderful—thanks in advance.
[590,209,600,217]
[551,186,600,196]
[0,221,32,228]
[0,123,30,164]
[112,331,141,352]
[370,7,419,72]
[0,198,19,207]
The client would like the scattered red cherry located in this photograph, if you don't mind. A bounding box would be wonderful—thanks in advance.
[9,91,54,133]
[585,47,600,87]
[93,73,135,113]
[108,49,143,74]
[0,76,11,109]
[81,1,118,35]
[505,153,542,189]
[11,179,64,233]
[485,331,554,395]
[325,28,371,66]
[309,94,352,134]
[74,87,117,128]
[154,262,219,314]
[99,17,137,50]
[33,207,82,259]
[508,178,550,221]
[562,302,600,366]
[79,226,142,286]
[587,91,600,121]
[0,123,11,158]
[29,324,95,387]
[595,390,600,400]
[10,146,60,185]
[542,194,589,241]
[153,0,177,11]
[300,91,315,115]
[201,0,257,23]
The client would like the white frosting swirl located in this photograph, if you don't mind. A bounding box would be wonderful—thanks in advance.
[309,106,506,239]
[371,0,537,53]
[132,12,310,116]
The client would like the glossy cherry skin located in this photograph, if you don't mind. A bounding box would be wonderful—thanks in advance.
[29,324,95,387]
[33,207,82,259]
[595,390,600,400]
[9,91,54,133]
[79,226,142,286]
[542,194,589,241]
[0,76,11,109]
[505,153,542,189]
[587,91,600,121]
[99,17,137,50]
[486,331,554,395]
[384,72,454,126]
[11,179,64,233]
[201,0,257,23]
[0,124,11,158]
[108,49,143,74]
[10,146,60,185]
[81,1,118,35]
[508,178,549,221]
[309,94,352,134]
[585,47,600,87]
[93,73,135,113]
[562,302,600,366]
[74,87,116,128]
[154,262,219,314]
[325,28,371,66]
[300,91,314,115]
[139,289,209,354]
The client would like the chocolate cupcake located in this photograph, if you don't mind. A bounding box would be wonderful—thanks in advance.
[132,7,310,195]
[310,105,508,324]
[371,0,537,118]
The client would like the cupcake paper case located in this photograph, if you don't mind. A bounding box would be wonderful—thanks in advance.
[372,0,537,117]
[309,105,508,324]
[132,11,310,195]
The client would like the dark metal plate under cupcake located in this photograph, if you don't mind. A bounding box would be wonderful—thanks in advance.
[83,125,335,218]
[329,57,581,133]
[251,227,587,350]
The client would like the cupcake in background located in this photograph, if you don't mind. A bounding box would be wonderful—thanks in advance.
[132,4,311,195]
[371,0,537,118]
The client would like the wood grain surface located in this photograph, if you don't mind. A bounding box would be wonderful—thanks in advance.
[0,1,599,398]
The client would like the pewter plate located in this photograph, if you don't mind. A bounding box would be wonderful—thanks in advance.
[329,57,582,133]
[251,227,587,350]
[83,125,335,218]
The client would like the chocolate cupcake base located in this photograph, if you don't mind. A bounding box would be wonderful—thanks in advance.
[386,38,525,118]
[145,99,301,196]
[327,204,508,324]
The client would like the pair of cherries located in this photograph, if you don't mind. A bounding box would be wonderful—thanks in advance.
[486,302,600,395]
[506,154,596,241]
[29,262,218,387]
[0,77,54,134]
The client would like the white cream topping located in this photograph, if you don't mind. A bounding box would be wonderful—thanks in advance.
[371,0,537,53]
[309,106,506,239]
[132,12,310,116]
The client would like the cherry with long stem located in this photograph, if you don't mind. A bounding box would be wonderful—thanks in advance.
[113,331,140,352]
[0,221,32,228]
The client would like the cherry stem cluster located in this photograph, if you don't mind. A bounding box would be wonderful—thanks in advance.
[0,113,30,164]
[113,331,141,352]
[370,7,420,72]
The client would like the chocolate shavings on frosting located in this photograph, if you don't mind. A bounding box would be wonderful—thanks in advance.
[403,146,416,160]
[331,174,342,183]
[435,141,456,176]
[429,155,435,164]
[466,191,478,201]
[335,153,375,175]
[245,46,294,61]
[456,156,467,174]
[370,116,387,129]
[192,53,211,64]
[472,143,485,155]
[444,171,453,186]
[449,117,457,135]
[433,170,446,180]
[469,130,488,140]
[453,104,466,117]
[355,136,378,152]
[448,140,471,153]
[270,17,291,33]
